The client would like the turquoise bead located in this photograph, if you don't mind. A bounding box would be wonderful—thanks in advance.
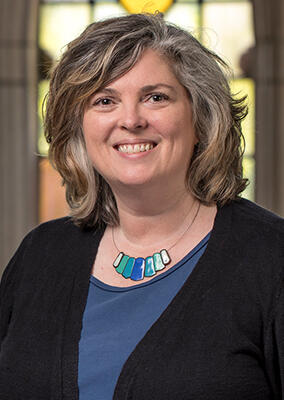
[115,255,129,274]
[153,252,165,271]
[145,256,156,277]
[115,251,169,280]
[122,257,135,278]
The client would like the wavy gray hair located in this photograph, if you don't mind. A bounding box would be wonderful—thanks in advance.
[44,13,248,227]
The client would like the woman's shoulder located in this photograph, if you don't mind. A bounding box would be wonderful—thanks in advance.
[213,198,284,283]
[2,217,104,281]
[24,216,103,246]
[223,197,283,283]
[213,199,284,315]
[29,216,80,237]
[30,216,76,240]
[231,198,284,228]
[214,199,284,261]
[221,198,284,239]
[10,217,81,259]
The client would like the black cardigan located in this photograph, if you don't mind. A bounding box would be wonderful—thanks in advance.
[0,199,283,400]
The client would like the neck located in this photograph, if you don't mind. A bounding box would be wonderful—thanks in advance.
[111,183,198,252]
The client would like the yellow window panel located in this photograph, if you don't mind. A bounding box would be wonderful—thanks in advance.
[120,0,173,14]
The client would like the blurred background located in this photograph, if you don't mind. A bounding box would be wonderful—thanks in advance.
[1,0,283,273]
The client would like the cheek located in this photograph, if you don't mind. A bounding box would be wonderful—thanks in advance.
[82,120,101,152]
[83,114,114,145]
[81,122,97,164]
[160,105,194,137]
[164,120,196,147]
[82,116,93,144]
[82,131,94,162]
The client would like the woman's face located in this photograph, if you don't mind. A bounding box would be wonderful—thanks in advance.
[83,49,197,193]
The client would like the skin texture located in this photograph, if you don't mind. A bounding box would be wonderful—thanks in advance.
[83,49,197,193]
[83,49,216,286]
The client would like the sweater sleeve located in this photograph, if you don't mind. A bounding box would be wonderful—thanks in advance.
[274,284,284,398]
[0,233,33,348]
[264,269,284,399]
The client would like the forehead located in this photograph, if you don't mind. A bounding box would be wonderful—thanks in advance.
[103,48,183,91]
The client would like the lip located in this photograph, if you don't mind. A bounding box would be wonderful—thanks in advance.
[112,139,158,147]
[114,142,157,157]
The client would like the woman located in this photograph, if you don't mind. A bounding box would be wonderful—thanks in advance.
[0,13,283,400]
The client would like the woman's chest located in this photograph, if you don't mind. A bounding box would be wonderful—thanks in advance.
[114,283,273,400]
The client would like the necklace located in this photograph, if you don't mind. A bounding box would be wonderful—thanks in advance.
[112,201,201,281]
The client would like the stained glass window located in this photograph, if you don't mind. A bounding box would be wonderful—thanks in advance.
[39,0,255,221]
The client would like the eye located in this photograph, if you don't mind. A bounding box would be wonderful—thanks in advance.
[93,97,114,106]
[147,93,169,103]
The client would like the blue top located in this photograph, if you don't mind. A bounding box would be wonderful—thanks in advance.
[78,233,210,400]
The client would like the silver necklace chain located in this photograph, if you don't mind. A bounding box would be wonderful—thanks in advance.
[112,200,201,254]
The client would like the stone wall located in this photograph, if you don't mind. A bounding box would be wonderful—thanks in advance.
[0,0,39,270]
[252,0,284,215]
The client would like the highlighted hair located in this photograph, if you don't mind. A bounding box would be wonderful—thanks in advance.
[44,13,248,227]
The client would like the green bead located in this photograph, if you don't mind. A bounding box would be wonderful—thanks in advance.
[122,257,135,278]
[116,255,129,274]
[153,253,165,271]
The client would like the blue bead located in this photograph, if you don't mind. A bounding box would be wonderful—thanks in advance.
[131,258,145,281]
[122,257,135,278]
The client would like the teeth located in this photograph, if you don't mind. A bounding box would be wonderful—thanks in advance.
[127,144,134,153]
[117,143,154,154]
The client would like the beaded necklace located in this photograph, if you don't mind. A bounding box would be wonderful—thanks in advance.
[112,201,201,281]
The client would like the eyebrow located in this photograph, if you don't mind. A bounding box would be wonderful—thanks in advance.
[97,84,176,95]
[140,84,176,93]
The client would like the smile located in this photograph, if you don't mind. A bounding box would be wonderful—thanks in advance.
[116,143,156,154]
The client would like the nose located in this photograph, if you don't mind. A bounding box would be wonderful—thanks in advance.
[118,104,148,131]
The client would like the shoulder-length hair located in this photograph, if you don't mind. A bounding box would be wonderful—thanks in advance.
[44,12,248,228]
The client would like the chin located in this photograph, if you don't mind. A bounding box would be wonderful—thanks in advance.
[118,177,153,187]
[110,172,157,189]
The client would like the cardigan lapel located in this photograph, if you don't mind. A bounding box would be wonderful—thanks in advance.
[61,223,106,400]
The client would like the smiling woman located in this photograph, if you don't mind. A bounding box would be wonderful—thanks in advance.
[1,12,284,400]
[45,13,247,228]
[83,49,197,194]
